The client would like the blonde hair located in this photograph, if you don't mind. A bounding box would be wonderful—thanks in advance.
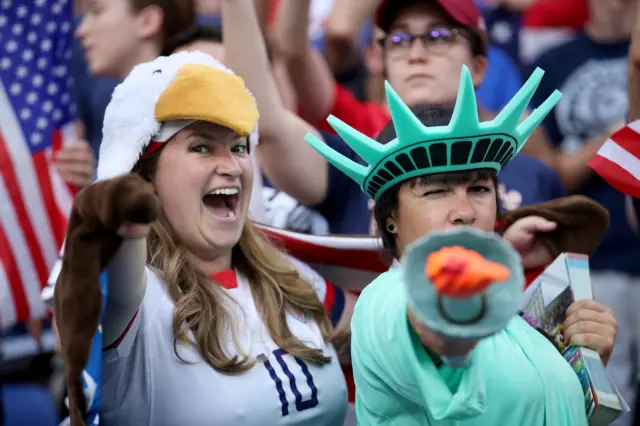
[136,154,340,374]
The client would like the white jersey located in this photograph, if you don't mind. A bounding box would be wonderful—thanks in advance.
[101,264,347,426]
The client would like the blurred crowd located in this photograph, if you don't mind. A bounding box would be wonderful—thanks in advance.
[2,0,640,425]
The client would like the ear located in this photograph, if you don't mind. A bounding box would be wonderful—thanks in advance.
[469,54,488,88]
[135,4,164,42]
[385,215,397,234]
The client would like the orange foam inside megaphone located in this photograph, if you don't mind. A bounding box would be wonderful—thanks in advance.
[425,246,510,299]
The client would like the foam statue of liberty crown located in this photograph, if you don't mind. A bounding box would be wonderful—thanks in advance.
[304,66,562,364]
[304,65,562,201]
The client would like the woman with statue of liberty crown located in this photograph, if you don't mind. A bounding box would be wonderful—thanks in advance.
[303,66,618,425]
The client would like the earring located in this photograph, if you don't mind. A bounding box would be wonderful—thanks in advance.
[387,223,396,233]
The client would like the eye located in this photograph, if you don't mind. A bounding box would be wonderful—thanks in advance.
[427,27,456,43]
[469,185,491,193]
[190,145,210,154]
[232,143,248,154]
[153,69,162,74]
[422,188,446,196]
[388,32,412,47]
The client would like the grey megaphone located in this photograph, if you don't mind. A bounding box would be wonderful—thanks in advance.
[402,227,524,365]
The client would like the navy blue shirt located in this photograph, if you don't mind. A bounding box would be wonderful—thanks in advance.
[1,320,57,425]
[71,34,118,157]
[481,6,523,70]
[530,32,640,274]
[498,154,566,211]
[313,132,371,234]
[262,131,371,235]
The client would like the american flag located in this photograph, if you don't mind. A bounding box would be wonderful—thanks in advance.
[0,0,75,329]
[588,121,640,199]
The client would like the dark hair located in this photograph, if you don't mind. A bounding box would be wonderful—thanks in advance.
[128,0,196,47]
[162,24,224,56]
[372,104,500,257]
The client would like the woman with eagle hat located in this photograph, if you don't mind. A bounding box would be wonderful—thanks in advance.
[52,50,351,426]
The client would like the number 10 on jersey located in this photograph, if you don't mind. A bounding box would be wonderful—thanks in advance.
[261,349,319,416]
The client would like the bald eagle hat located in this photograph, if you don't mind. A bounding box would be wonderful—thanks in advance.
[97,50,260,180]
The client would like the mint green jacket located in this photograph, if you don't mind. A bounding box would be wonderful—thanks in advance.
[351,268,589,426]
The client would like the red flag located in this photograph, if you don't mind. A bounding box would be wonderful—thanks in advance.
[588,121,640,199]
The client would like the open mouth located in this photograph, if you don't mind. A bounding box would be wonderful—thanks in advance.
[203,188,240,220]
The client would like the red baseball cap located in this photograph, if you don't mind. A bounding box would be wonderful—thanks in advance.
[375,0,486,32]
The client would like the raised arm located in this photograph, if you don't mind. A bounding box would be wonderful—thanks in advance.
[101,232,147,347]
[528,62,624,192]
[629,3,640,122]
[323,0,378,75]
[52,175,156,351]
[221,0,329,206]
[273,0,336,123]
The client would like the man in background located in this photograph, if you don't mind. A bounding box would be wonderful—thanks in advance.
[531,1,640,424]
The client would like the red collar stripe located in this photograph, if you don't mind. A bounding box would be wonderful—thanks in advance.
[210,269,238,289]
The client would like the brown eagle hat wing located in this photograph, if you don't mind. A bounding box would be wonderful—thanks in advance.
[53,174,159,426]
[501,195,610,259]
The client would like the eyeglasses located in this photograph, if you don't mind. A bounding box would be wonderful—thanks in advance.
[379,26,466,58]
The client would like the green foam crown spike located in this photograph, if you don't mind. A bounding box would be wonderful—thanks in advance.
[303,65,562,200]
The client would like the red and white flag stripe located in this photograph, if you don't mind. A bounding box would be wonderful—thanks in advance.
[256,224,390,292]
[0,81,74,329]
[588,121,640,199]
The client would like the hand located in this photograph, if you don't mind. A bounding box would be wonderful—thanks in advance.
[605,120,626,136]
[564,299,617,366]
[54,140,96,188]
[73,173,160,233]
[502,215,557,269]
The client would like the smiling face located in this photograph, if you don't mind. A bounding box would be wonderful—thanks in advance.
[152,121,253,261]
[382,2,486,107]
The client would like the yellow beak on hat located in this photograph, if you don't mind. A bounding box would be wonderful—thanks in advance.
[155,64,259,137]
